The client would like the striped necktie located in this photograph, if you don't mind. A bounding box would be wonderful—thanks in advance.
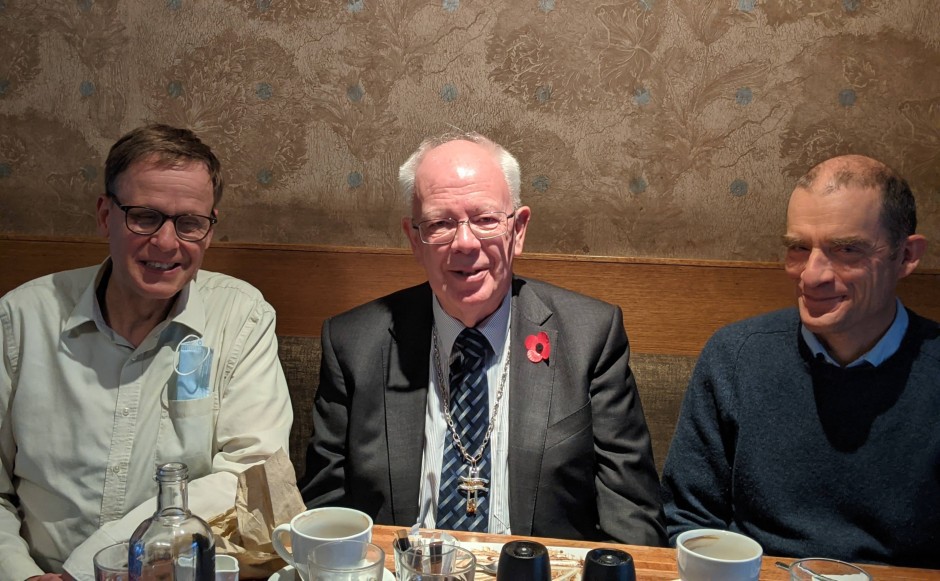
[436,327,490,531]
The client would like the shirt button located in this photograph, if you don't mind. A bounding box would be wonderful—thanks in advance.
[122,408,130,416]
[112,465,121,474]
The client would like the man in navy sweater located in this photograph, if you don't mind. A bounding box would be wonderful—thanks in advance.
[662,154,940,568]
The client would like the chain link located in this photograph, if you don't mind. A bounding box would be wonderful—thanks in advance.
[432,324,510,468]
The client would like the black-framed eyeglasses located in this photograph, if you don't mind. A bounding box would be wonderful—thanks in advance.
[412,211,516,245]
[107,192,217,242]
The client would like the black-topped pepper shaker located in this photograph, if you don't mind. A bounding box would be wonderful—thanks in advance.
[581,547,636,581]
[496,540,551,581]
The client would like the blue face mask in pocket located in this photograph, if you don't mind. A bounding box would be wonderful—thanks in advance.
[173,334,213,401]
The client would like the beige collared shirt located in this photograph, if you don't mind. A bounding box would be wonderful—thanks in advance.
[0,261,292,580]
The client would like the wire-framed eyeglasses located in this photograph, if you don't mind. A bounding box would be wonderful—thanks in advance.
[413,211,516,245]
[107,192,217,242]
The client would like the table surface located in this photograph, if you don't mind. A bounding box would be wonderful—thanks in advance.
[371,524,940,580]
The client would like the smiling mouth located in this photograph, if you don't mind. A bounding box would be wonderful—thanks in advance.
[143,261,180,271]
[803,294,842,303]
[453,268,487,279]
[802,295,844,313]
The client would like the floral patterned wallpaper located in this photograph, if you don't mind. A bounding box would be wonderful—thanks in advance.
[1,0,939,265]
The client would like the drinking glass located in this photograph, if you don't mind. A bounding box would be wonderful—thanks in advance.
[788,558,872,580]
[398,544,476,581]
[93,542,129,581]
[392,530,458,579]
[307,540,385,581]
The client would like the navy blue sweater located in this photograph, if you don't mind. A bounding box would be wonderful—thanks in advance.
[662,308,940,569]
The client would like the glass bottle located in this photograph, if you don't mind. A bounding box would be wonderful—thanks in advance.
[128,462,216,580]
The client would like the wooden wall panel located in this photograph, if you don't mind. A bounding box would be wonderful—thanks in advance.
[2,236,938,356]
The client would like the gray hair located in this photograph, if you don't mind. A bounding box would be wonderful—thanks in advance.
[398,132,521,215]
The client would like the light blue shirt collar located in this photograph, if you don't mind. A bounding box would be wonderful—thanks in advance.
[801,298,908,368]
[432,292,512,362]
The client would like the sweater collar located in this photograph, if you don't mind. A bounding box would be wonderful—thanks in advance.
[800,298,908,368]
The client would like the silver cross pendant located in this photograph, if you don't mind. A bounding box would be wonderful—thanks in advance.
[457,465,489,516]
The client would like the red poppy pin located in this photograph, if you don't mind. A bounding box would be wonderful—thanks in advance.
[525,332,551,363]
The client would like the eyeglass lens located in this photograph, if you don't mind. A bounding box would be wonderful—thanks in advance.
[125,208,212,241]
[419,213,511,244]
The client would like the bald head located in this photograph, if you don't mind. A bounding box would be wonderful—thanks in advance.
[398,132,522,214]
[793,155,916,252]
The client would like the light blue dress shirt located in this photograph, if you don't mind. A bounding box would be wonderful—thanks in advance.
[801,298,908,368]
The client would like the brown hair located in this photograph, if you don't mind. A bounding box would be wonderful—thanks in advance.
[795,155,916,252]
[105,124,223,207]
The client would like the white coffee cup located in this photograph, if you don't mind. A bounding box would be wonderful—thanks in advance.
[676,528,763,581]
[215,554,239,581]
[272,507,373,581]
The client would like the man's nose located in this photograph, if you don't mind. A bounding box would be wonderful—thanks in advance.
[450,221,480,251]
[801,248,835,285]
[150,220,180,250]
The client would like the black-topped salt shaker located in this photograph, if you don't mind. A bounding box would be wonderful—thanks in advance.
[496,540,552,581]
[581,548,636,581]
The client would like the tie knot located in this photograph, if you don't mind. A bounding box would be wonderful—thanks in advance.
[454,327,489,363]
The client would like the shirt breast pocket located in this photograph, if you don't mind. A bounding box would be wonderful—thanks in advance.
[156,393,216,477]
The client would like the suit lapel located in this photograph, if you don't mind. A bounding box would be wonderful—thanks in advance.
[507,278,557,535]
[384,285,433,525]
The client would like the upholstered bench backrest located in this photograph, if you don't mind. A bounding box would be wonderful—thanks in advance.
[2,237,936,478]
[278,335,695,478]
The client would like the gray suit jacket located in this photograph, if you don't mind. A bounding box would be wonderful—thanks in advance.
[300,277,666,545]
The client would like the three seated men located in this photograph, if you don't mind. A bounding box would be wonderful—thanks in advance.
[3,123,935,576]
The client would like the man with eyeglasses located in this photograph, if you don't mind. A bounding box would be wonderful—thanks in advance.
[0,124,292,580]
[301,133,665,545]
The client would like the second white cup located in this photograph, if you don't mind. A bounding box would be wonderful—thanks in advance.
[272,507,373,581]
[676,528,762,581]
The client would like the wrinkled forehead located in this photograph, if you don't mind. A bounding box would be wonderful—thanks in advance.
[416,140,500,179]
[786,184,888,239]
[414,142,510,205]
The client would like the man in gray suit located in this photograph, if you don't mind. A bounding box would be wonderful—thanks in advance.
[301,133,665,544]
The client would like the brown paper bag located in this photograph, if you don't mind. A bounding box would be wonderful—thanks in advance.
[209,448,307,579]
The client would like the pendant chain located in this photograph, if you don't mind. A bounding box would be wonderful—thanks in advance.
[432,324,509,469]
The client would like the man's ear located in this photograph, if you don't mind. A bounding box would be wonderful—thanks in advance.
[898,234,927,279]
[96,194,111,237]
[403,216,421,255]
[511,206,531,257]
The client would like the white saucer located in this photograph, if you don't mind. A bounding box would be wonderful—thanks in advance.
[269,564,394,581]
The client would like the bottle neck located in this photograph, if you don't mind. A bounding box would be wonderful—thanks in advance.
[156,476,189,516]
